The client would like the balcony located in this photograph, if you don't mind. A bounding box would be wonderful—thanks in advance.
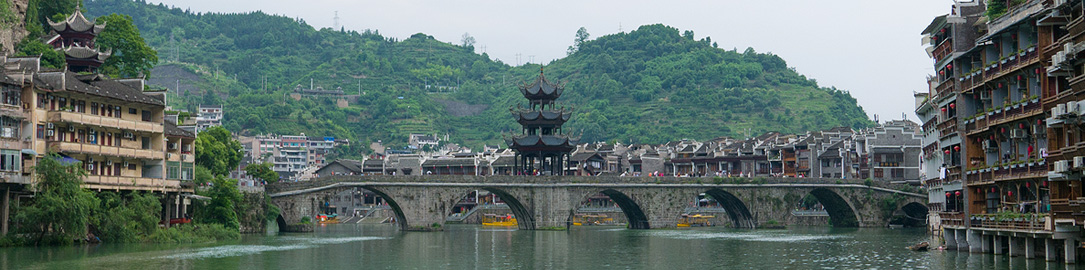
[967,98,1042,135]
[933,40,953,63]
[940,212,966,228]
[82,175,183,191]
[934,81,956,100]
[47,141,161,160]
[965,160,1046,186]
[969,213,1049,232]
[47,111,163,134]
[0,103,25,119]
[1050,198,1085,224]
[937,117,958,138]
[983,46,1040,82]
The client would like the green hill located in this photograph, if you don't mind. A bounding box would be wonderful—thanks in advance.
[85,0,872,152]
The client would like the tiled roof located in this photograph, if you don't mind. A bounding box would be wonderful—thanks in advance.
[164,121,195,138]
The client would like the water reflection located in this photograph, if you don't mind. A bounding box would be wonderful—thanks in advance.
[0,224,1080,270]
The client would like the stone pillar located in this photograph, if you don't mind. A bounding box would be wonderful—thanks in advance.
[1009,236,1024,257]
[944,229,957,249]
[958,229,970,251]
[1025,237,1036,259]
[1066,239,1077,264]
[1047,238,1059,262]
[163,193,173,228]
[993,235,1004,255]
[1,187,9,235]
[982,234,992,253]
[968,229,983,253]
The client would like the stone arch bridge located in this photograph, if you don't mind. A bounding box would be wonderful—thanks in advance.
[267,176,927,232]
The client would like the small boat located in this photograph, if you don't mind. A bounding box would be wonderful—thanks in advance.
[908,241,930,251]
[677,214,714,227]
[482,214,518,226]
[317,214,339,224]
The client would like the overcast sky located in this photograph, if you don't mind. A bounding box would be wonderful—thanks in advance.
[148,0,949,123]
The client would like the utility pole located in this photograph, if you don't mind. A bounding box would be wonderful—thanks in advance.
[516,53,522,66]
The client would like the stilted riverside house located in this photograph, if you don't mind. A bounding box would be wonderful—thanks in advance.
[507,70,577,175]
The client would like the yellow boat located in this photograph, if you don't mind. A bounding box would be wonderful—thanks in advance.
[677,214,714,227]
[571,214,615,226]
[482,214,518,226]
[317,214,339,224]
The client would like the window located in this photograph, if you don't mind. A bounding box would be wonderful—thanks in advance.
[129,108,137,114]
[36,124,43,139]
[167,161,180,180]
[90,102,98,115]
[0,116,18,139]
[36,94,45,108]
[141,137,151,149]
[0,150,19,172]
[142,110,152,122]
[2,87,19,106]
[115,106,122,118]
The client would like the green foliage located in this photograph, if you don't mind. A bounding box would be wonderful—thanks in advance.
[14,36,65,69]
[96,13,159,78]
[84,1,872,149]
[15,154,99,245]
[244,162,278,183]
[91,191,161,242]
[195,126,242,176]
[194,175,242,230]
[28,0,80,33]
[299,216,311,224]
[265,194,281,222]
[986,0,1007,20]
[146,223,239,243]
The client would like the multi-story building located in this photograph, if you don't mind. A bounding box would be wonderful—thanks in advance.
[922,0,1083,263]
[195,104,222,132]
[0,10,195,233]
[858,120,923,182]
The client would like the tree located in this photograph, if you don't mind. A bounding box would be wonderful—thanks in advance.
[15,154,99,245]
[245,162,279,183]
[460,32,475,52]
[14,36,64,69]
[195,126,243,176]
[567,27,590,55]
[91,191,161,242]
[194,175,242,230]
[96,13,159,78]
[29,0,80,33]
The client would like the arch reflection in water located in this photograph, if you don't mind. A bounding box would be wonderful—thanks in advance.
[573,189,649,229]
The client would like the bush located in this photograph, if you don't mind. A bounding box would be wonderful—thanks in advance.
[147,223,240,244]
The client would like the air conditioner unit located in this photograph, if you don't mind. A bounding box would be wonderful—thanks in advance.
[106,160,113,166]
[1056,160,1070,172]
[123,161,129,168]
[1068,101,1080,116]
[87,163,94,170]
[123,132,133,139]
[1011,129,1027,139]
[67,126,74,132]
[1075,157,1085,169]
[1033,125,1046,135]
[1057,104,1068,118]
[45,130,54,137]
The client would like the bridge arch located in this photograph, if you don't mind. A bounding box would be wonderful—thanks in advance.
[703,189,755,228]
[576,189,650,229]
[897,202,929,227]
[808,188,860,227]
[479,187,536,230]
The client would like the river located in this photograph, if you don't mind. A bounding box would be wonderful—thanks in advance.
[0,224,1078,269]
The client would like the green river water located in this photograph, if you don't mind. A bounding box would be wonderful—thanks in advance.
[0,224,1079,269]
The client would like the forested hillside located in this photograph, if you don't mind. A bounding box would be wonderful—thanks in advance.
[85,0,872,153]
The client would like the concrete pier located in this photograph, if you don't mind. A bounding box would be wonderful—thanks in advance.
[1047,238,1059,262]
[1025,237,1036,259]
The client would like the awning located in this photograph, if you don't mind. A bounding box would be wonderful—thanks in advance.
[20,149,36,155]
[54,154,79,165]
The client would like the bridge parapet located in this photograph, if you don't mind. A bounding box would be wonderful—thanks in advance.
[268,175,917,195]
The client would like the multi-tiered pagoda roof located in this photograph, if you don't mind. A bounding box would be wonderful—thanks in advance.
[45,10,110,73]
[507,71,578,175]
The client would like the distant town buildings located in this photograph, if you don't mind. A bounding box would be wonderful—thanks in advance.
[195,104,223,132]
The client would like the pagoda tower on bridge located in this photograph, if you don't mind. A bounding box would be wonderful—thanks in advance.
[506,70,577,175]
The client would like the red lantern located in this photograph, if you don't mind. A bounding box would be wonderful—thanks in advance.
[942,108,947,112]
[1036,68,1042,74]
[977,188,982,194]
[991,187,996,192]
[940,70,945,75]
[1020,123,1025,129]
[990,135,995,140]
[1026,182,1030,188]
[950,103,956,109]
[1018,75,1022,81]
[955,191,961,196]
[998,83,1003,88]
[954,145,960,151]
[1038,119,1042,125]
[945,150,951,154]
[946,192,952,197]
[948,64,953,69]
[1044,181,1048,187]
[941,29,946,33]
[1012,34,1017,39]
[1001,128,1006,133]
[1008,191,1014,197]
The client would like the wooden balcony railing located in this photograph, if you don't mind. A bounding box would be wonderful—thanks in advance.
[47,111,163,134]
[940,212,966,227]
[969,213,1049,231]
[47,141,161,160]
[965,161,1046,186]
